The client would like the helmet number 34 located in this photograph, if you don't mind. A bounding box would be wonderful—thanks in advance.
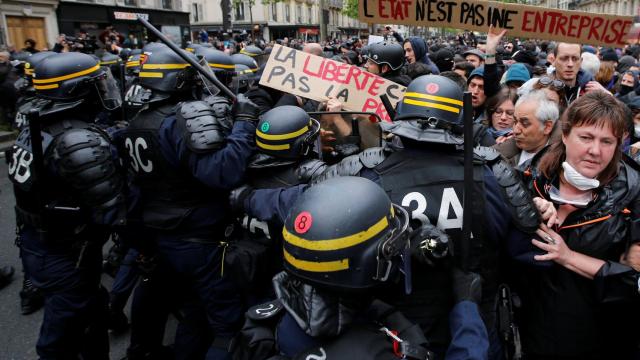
[401,188,464,231]
[125,137,153,173]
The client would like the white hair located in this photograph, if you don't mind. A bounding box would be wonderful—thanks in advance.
[581,52,600,78]
[515,89,559,128]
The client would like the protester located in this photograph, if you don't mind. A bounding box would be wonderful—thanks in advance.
[512,91,640,359]
[494,90,559,167]
[485,88,518,143]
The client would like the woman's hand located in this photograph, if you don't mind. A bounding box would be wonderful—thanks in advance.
[533,197,559,227]
[532,224,573,265]
[320,129,336,152]
[326,96,343,113]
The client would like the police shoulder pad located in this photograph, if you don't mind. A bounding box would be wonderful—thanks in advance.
[246,299,284,321]
[473,146,501,164]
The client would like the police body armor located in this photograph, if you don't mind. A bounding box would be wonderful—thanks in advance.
[228,157,327,292]
[375,146,490,349]
[7,119,122,235]
[231,298,432,360]
[122,99,231,230]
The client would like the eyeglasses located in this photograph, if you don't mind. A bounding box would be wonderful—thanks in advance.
[493,109,515,117]
[538,76,565,91]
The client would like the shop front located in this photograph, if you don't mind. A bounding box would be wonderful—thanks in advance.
[269,25,319,42]
[56,2,190,49]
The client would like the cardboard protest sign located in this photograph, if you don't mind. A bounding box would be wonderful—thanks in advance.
[259,44,406,122]
[368,35,385,45]
[359,0,633,47]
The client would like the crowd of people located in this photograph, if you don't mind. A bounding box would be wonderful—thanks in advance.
[3,21,640,360]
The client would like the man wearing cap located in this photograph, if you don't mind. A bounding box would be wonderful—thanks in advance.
[463,48,485,68]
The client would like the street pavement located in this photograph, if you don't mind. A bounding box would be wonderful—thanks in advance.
[0,161,175,359]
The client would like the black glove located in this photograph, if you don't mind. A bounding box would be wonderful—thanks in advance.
[229,184,254,215]
[409,223,450,266]
[232,94,260,125]
[451,267,483,304]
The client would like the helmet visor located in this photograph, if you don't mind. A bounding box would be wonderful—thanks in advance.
[95,68,122,111]
[196,56,221,97]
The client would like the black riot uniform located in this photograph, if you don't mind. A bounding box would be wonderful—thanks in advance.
[303,75,540,356]
[227,105,324,301]
[7,51,127,359]
[121,43,258,359]
[230,176,433,360]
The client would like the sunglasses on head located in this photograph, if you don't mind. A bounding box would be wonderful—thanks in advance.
[538,76,565,91]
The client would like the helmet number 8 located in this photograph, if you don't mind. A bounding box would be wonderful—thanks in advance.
[125,137,153,173]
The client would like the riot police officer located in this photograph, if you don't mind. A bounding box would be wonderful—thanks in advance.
[7,51,127,359]
[231,176,490,359]
[235,75,540,358]
[122,43,259,359]
[365,41,412,86]
[227,105,324,303]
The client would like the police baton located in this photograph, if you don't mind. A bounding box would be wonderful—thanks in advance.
[461,92,474,272]
[136,16,237,101]
[27,109,47,239]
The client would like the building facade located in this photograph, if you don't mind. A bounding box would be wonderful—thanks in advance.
[183,0,368,42]
[0,0,60,51]
[57,0,190,48]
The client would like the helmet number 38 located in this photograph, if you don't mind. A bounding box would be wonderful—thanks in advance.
[7,147,33,184]
[125,137,153,173]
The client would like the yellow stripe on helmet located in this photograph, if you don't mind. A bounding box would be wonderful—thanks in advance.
[33,64,100,84]
[256,140,290,151]
[142,63,190,70]
[283,249,349,272]
[100,60,119,65]
[282,215,388,251]
[404,92,463,106]
[34,83,59,90]
[126,61,141,67]
[139,72,164,78]
[257,125,309,141]
[208,63,236,69]
[402,98,460,114]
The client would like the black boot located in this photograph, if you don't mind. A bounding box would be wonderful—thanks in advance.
[108,306,130,333]
[20,277,44,315]
[0,266,14,290]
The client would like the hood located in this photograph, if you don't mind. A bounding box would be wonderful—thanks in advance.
[407,37,440,74]
[273,272,360,338]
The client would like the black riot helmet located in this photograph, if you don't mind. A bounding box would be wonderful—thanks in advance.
[138,45,197,94]
[125,54,142,76]
[195,47,235,87]
[282,176,410,291]
[185,43,204,53]
[385,75,464,145]
[33,52,121,110]
[23,51,55,80]
[367,42,405,71]
[255,106,320,160]
[231,53,259,74]
[240,45,267,66]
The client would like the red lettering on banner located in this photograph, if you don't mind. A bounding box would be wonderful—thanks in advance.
[324,61,338,81]
[368,78,385,96]
[346,66,363,89]
[556,14,568,36]
[578,16,591,39]
[302,56,323,78]
[379,0,389,18]
[588,17,603,41]
[361,98,390,122]
[336,63,349,83]
[567,15,579,38]
[616,20,633,45]
[522,11,533,32]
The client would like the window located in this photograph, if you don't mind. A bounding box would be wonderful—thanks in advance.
[192,3,201,22]
[235,2,245,20]
[308,6,313,23]
[285,4,290,22]
[296,4,302,23]
[124,0,137,6]
[162,0,173,10]
[271,3,278,21]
